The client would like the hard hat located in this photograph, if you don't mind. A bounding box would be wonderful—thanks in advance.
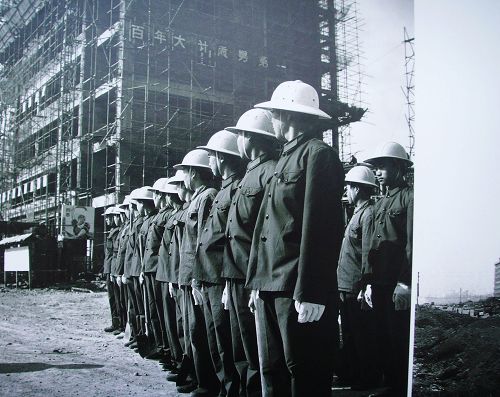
[118,195,130,209]
[112,206,125,214]
[225,108,276,139]
[345,166,378,188]
[167,170,185,184]
[363,142,413,166]
[254,80,331,119]
[103,207,115,216]
[173,149,211,170]
[130,186,154,201]
[149,177,178,194]
[197,130,240,157]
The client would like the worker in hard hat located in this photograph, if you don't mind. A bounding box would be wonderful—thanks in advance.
[174,149,219,395]
[114,196,131,341]
[223,108,278,397]
[363,142,414,397]
[245,80,345,397]
[103,206,121,333]
[195,130,245,397]
[110,206,127,338]
[156,171,188,375]
[336,166,381,390]
[122,188,148,351]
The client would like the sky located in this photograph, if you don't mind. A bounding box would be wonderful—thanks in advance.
[352,0,500,297]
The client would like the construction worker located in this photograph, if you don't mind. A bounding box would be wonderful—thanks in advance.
[122,188,146,351]
[114,197,131,341]
[246,80,345,397]
[156,171,187,374]
[131,186,159,356]
[175,149,220,396]
[336,166,381,390]
[195,130,245,397]
[223,108,278,397]
[137,179,173,361]
[103,206,120,333]
[362,142,414,397]
[110,206,127,337]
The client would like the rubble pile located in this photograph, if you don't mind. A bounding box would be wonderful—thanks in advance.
[413,302,500,396]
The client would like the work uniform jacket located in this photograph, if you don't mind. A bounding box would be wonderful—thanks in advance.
[143,207,170,274]
[104,227,119,274]
[113,221,130,277]
[156,204,188,284]
[178,186,217,286]
[246,134,344,305]
[131,210,158,276]
[222,154,277,280]
[365,184,413,287]
[123,214,144,278]
[337,201,374,293]
[195,174,242,284]
[111,223,127,276]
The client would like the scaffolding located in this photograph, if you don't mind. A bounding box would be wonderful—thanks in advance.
[0,0,329,268]
[403,27,415,160]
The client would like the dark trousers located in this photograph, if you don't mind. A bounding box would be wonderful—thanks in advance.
[178,286,196,385]
[228,279,261,397]
[160,282,184,364]
[255,291,338,397]
[112,279,127,330]
[338,291,381,386]
[185,285,219,393]
[144,272,167,350]
[372,286,411,395]
[126,279,139,337]
[203,283,240,397]
[128,276,146,335]
[105,274,120,328]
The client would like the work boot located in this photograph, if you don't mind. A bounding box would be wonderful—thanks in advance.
[112,329,122,336]
[124,338,136,347]
[177,381,197,394]
[190,387,219,397]
[104,325,117,332]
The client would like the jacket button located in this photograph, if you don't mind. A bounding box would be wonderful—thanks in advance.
[265,214,269,219]
[215,200,218,204]
[377,234,381,238]
[228,235,232,240]
[261,236,267,242]
[379,221,383,224]
[268,193,271,197]
[199,242,203,246]
[204,228,208,232]
[229,218,232,222]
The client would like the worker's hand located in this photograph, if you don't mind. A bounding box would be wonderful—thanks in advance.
[169,282,174,298]
[294,301,325,323]
[393,283,411,311]
[139,272,144,285]
[121,275,127,285]
[221,281,229,310]
[192,282,204,306]
[109,275,115,284]
[248,290,259,314]
[364,284,373,309]
[116,275,122,287]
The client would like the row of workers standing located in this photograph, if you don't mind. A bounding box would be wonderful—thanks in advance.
[100,80,413,397]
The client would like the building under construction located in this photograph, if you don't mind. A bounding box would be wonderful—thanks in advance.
[0,0,363,269]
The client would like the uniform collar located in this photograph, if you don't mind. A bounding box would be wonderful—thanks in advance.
[190,185,207,201]
[247,153,272,172]
[386,183,408,197]
[221,174,237,189]
[353,200,370,215]
[282,133,309,155]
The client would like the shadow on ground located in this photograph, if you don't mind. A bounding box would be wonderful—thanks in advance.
[0,362,104,374]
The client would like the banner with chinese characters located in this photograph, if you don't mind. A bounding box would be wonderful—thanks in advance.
[61,205,95,240]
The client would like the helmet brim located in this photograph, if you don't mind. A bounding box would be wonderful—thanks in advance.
[225,126,276,139]
[254,101,331,120]
[364,155,413,167]
[197,145,240,157]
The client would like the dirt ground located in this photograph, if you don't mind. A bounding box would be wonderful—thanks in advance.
[412,305,500,397]
[0,286,178,397]
[0,286,378,397]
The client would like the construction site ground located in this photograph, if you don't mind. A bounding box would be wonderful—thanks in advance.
[413,305,500,396]
[0,286,379,397]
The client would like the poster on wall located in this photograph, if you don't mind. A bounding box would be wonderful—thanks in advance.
[61,205,95,240]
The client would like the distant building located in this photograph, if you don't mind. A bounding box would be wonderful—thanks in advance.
[495,259,500,297]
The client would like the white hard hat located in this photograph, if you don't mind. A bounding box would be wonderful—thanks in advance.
[198,130,240,157]
[130,186,154,201]
[167,170,185,184]
[149,177,178,194]
[345,166,378,188]
[118,195,130,209]
[363,142,413,166]
[225,108,276,139]
[112,206,125,214]
[254,80,331,119]
[103,207,115,216]
[173,149,211,170]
